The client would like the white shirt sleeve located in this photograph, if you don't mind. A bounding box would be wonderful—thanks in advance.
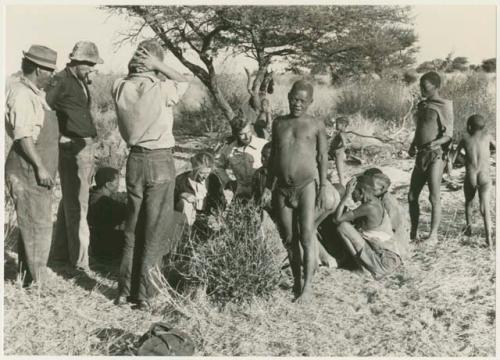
[5,88,37,140]
[161,79,189,106]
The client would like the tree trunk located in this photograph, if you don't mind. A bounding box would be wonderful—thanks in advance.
[248,58,271,112]
[206,65,234,121]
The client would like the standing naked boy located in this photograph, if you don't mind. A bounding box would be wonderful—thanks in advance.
[328,117,349,186]
[264,80,328,303]
[408,71,453,244]
[454,114,495,248]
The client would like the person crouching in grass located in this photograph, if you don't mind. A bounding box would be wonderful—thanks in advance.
[334,175,403,280]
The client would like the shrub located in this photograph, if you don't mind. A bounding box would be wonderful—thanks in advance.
[336,78,411,124]
[439,72,496,139]
[173,200,283,306]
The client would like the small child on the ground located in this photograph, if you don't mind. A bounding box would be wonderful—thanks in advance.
[254,98,272,139]
[328,116,349,186]
[454,114,496,248]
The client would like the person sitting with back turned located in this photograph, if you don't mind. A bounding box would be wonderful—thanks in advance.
[88,167,127,261]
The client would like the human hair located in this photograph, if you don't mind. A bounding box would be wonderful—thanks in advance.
[21,58,39,76]
[371,173,391,197]
[128,39,164,74]
[191,151,214,170]
[420,71,441,88]
[289,79,314,98]
[95,167,119,188]
[467,114,486,134]
[356,174,376,196]
[363,167,383,176]
[336,116,349,127]
[230,110,251,136]
[261,142,272,156]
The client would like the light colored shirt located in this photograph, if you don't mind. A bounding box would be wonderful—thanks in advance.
[5,77,50,142]
[112,72,189,149]
[217,135,267,195]
[187,177,208,211]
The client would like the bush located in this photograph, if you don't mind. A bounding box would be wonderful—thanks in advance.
[174,201,283,305]
[439,72,496,139]
[336,78,411,124]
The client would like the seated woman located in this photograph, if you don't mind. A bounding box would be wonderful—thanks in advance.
[333,174,404,279]
[175,152,215,226]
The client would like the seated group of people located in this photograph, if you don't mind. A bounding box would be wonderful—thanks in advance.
[88,139,408,287]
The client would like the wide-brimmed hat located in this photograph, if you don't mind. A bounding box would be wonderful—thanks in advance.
[22,45,57,70]
[69,41,103,64]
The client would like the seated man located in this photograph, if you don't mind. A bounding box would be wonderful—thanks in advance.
[216,112,268,201]
[334,175,403,279]
[88,167,127,261]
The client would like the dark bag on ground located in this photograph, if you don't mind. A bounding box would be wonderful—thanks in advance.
[137,322,195,356]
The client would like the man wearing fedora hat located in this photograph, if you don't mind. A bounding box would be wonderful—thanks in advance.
[5,45,58,286]
[46,41,103,274]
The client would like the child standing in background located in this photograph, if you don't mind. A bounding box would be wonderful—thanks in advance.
[329,117,349,186]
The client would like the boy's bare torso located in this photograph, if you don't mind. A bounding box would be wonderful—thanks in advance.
[273,114,320,187]
[414,105,441,147]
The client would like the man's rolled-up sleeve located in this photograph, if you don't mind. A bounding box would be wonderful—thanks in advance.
[161,80,189,106]
[6,90,36,140]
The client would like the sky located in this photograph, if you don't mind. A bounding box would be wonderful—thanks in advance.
[3,4,497,76]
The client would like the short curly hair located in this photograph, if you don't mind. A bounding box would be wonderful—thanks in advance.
[230,110,251,136]
[128,39,165,74]
[420,71,441,88]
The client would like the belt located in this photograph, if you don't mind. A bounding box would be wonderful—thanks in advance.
[59,135,94,144]
[130,145,173,153]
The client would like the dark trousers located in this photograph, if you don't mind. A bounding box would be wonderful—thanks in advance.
[118,147,176,302]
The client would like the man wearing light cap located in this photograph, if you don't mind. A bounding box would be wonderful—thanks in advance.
[46,41,103,274]
[5,45,58,286]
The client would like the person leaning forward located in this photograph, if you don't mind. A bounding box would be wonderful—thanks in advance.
[5,45,58,287]
[112,39,189,310]
[46,41,103,274]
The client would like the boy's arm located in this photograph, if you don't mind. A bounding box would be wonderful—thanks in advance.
[317,120,328,188]
[452,139,464,167]
[316,120,329,209]
[334,178,370,223]
[265,119,278,190]
[489,135,496,150]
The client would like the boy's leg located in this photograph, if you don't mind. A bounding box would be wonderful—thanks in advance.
[335,151,346,187]
[296,182,317,303]
[408,166,426,241]
[463,174,476,236]
[478,180,492,248]
[274,194,301,296]
[426,158,445,242]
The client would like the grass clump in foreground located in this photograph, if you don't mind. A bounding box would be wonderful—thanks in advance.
[168,200,284,306]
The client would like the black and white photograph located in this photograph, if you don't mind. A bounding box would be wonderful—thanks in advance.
[2,1,497,356]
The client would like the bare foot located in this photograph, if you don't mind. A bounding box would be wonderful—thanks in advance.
[320,255,338,268]
[462,225,472,236]
[424,233,438,245]
[294,289,313,304]
[486,236,493,250]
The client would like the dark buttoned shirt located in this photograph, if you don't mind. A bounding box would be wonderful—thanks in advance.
[46,66,97,138]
